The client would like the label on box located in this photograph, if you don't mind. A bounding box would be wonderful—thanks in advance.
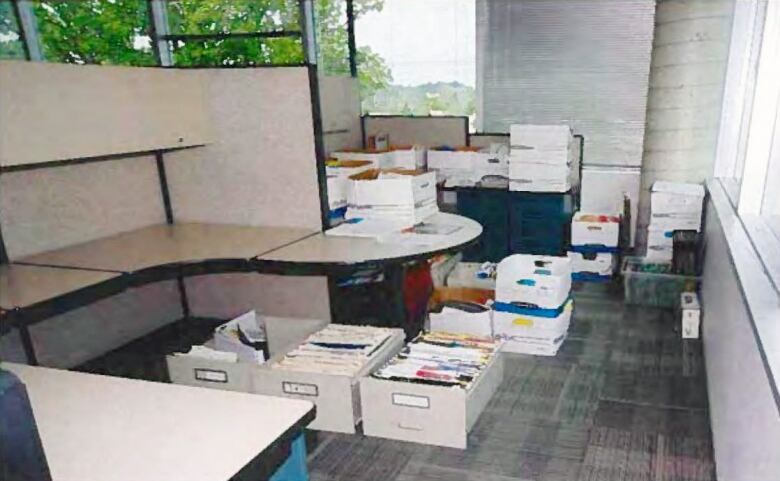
[512,317,535,327]
[282,381,319,397]
[194,369,228,383]
[392,393,430,409]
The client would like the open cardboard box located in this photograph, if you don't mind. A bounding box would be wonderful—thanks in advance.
[347,168,437,207]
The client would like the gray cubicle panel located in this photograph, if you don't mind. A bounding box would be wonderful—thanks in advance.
[0,65,329,365]
[0,61,212,168]
[362,115,469,148]
[319,75,362,156]
[164,68,322,230]
[163,67,331,321]
[468,133,510,149]
[0,156,167,259]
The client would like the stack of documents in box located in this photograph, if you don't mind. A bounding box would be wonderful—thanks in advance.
[428,145,509,187]
[647,181,704,262]
[492,254,573,355]
[272,324,395,376]
[326,160,374,216]
[568,212,620,281]
[372,332,499,388]
[344,169,438,227]
[509,124,574,192]
[173,310,266,364]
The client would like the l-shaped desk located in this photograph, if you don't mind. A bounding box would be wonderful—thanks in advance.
[0,212,482,365]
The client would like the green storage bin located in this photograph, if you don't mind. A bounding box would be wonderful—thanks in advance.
[621,257,699,308]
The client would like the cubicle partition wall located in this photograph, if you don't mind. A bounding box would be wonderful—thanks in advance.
[0,61,330,367]
[362,115,469,148]
[164,67,330,321]
[319,75,363,156]
[468,133,510,149]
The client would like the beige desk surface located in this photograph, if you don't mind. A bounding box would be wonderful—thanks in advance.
[0,264,119,310]
[258,212,482,265]
[19,223,316,273]
[4,363,314,481]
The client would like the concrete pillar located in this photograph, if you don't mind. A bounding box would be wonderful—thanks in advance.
[638,0,735,249]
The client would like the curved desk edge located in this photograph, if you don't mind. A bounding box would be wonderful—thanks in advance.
[1,215,482,333]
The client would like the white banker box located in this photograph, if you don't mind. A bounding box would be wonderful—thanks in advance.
[429,308,493,338]
[495,254,572,308]
[568,252,616,276]
[510,124,572,151]
[571,213,620,248]
[651,181,705,215]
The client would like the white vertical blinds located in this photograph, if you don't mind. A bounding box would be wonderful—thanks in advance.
[476,0,655,167]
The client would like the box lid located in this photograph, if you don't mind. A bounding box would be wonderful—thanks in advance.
[652,181,704,197]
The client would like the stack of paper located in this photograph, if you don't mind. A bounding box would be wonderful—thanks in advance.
[213,310,266,364]
[345,169,438,227]
[428,144,509,187]
[271,324,394,376]
[647,181,704,262]
[492,254,573,356]
[372,332,500,388]
[509,124,574,192]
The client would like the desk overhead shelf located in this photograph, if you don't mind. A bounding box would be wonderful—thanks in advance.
[0,61,213,169]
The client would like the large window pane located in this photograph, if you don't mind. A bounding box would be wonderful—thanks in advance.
[171,36,304,66]
[0,1,25,59]
[33,0,154,66]
[315,0,349,76]
[355,0,475,125]
[166,0,300,35]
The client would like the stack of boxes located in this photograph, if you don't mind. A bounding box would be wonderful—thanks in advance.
[427,146,509,186]
[509,125,575,192]
[344,168,438,227]
[568,212,620,281]
[646,181,705,262]
[491,254,573,356]
[325,160,373,218]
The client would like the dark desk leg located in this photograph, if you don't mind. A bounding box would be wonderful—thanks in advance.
[17,325,39,366]
[384,264,409,333]
[327,264,422,340]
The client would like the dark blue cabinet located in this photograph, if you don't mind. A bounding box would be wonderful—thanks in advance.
[455,188,510,262]
[508,192,573,255]
[454,188,573,261]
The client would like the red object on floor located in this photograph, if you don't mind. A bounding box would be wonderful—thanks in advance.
[402,261,433,339]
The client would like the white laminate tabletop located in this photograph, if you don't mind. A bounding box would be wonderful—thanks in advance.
[0,264,119,310]
[3,363,314,481]
[258,212,482,266]
[18,223,316,273]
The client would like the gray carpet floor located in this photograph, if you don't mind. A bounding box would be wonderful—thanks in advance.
[306,283,715,481]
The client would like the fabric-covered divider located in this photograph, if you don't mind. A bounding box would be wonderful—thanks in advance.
[164,67,330,321]
[363,115,469,148]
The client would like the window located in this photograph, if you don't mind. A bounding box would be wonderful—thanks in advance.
[32,0,155,66]
[162,0,304,67]
[715,0,780,286]
[314,0,349,76]
[353,0,476,125]
[0,1,26,59]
